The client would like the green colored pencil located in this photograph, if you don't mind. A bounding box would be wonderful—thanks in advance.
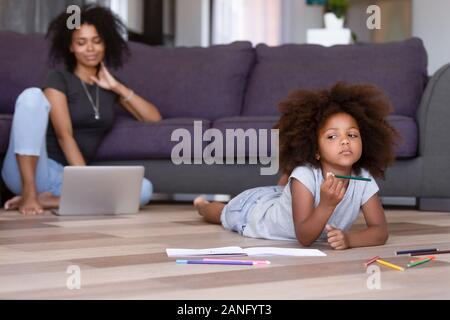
[407,257,432,268]
[334,175,371,182]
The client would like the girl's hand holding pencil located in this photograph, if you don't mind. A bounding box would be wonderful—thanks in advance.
[320,172,346,208]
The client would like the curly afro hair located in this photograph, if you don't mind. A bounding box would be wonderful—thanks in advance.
[46,4,130,72]
[275,82,400,179]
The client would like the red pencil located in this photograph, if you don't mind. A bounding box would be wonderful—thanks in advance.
[364,256,380,267]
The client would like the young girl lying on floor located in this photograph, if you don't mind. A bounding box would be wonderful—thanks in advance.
[194,82,399,250]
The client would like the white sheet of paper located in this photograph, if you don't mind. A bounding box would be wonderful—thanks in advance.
[243,247,326,257]
[166,246,326,257]
[166,246,246,257]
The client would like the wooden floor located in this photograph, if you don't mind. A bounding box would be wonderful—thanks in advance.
[1,204,450,300]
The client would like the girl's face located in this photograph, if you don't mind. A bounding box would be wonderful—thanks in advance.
[316,112,362,170]
[70,24,105,69]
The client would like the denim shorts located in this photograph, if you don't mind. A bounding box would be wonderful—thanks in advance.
[220,186,284,235]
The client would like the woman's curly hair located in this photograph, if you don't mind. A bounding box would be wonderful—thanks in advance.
[46,5,130,71]
[275,82,400,179]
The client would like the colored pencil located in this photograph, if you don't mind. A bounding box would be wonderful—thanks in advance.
[410,250,450,256]
[407,257,433,268]
[376,259,405,272]
[203,259,271,265]
[364,256,380,267]
[396,248,438,255]
[334,175,371,182]
[409,256,435,263]
[176,259,255,266]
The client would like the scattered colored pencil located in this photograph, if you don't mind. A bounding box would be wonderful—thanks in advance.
[396,248,438,255]
[410,250,450,257]
[177,259,257,266]
[364,256,380,267]
[376,258,405,272]
[334,175,371,182]
[407,257,433,268]
[203,258,270,265]
[409,256,435,263]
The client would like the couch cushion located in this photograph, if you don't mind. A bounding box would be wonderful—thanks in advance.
[0,115,13,155]
[242,38,428,118]
[389,115,418,158]
[213,116,279,131]
[94,117,211,160]
[115,41,255,120]
[0,114,417,160]
[0,32,255,121]
[211,115,417,158]
[0,32,50,114]
[212,116,279,158]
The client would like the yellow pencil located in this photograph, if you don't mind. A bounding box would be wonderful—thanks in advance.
[376,259,405,272]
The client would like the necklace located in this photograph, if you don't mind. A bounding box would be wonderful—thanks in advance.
[80,79,100,120]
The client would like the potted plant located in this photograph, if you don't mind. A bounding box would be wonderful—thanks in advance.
[324,0,349,29]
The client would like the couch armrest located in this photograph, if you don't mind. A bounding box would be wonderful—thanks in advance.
[416,63,450,199]
[417,63,450,157]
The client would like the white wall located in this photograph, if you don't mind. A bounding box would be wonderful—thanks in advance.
[281,0,323,44]
[163,0,174,36]
[175,0,210,47]
[127,0,144,34]
[212,0,282,46]
[412,0,450,75]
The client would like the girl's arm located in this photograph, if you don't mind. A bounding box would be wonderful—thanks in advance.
[277,174,289,186]
[345,193,389,248]
[291,175,345,246]
[90,63,162,122]
[44,88,86,166]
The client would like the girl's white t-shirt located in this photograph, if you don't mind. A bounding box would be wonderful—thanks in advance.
[242,165,380,241]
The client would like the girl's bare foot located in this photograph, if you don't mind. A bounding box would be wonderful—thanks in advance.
[193,196,210,216]
[193,196,224,224]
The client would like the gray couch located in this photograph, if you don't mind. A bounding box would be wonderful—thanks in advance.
[1,31,450,211]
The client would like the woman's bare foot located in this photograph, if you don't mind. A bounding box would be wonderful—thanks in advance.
[37,192,60,209]
[4,195,22,211]
[193,196,210,217]
[18,193,43,215]
[4,192,59,215]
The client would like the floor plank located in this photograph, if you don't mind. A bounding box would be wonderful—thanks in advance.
[0,204,449,299]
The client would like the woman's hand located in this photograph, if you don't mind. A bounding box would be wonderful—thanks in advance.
[90,62,162,122]
[326,225,349,250]
[319,173,346,209]
[90,62,120,91]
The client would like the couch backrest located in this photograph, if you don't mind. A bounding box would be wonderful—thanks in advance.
[0,32,428,120]
[0,32,255,121]
[115,41,255,120]
[0,32,50,114]
[241,38,428,118]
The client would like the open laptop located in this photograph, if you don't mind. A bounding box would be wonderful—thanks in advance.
[52,166,145,216]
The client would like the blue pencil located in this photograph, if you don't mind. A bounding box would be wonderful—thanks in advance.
[396,248,438,255]
[176,259,254,266]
